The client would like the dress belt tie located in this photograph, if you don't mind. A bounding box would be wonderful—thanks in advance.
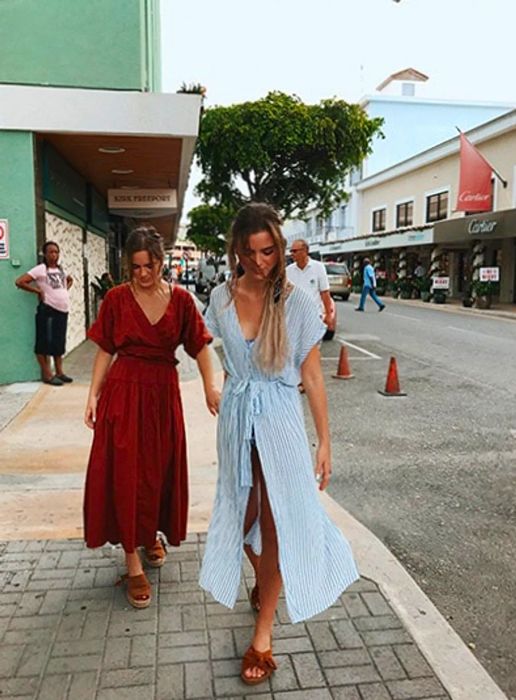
[228,376,297,488]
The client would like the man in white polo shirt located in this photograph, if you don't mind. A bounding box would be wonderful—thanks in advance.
[286,239,332,321]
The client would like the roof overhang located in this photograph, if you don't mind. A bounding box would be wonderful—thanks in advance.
[0,85,202,240]
[316,226,434,255]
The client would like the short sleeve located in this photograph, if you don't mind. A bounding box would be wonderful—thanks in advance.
[294,288,327,366]
[203,283,228,338]
[27,263,44,281]
[318,262,330,292]
[180,291,213,358]
[87,290,116,354]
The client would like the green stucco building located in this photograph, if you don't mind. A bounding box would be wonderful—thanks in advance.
[0,0,201,384]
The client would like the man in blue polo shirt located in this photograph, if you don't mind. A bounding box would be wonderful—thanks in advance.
[355,258,386,312]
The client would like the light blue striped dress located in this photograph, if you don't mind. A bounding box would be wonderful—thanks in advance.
[199,283,359,623]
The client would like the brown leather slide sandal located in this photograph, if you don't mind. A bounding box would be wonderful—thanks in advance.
[241,645,277,685]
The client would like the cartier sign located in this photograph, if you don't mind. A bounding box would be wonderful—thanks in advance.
[468,219,497,235]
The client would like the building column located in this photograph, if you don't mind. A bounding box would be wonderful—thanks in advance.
[397,250,408,279]
[429,246,444,277]
[470,241,486,301]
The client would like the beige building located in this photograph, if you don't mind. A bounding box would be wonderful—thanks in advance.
[343,110,516,301]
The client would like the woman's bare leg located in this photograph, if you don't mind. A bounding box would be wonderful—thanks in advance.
[125,550,144,577]
[244,447,282,680]
[243,455,260,580]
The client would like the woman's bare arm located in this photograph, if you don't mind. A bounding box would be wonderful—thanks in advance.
[301,345,331,490]
[84,348,113,429]
[15,273,41,299]
[196,344,221,415]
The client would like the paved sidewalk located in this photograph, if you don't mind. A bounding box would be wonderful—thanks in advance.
[0,535,450,700]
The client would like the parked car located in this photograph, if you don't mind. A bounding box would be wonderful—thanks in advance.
[324,262,352,300]
[323,296,337,341]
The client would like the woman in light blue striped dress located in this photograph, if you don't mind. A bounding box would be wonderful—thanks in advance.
[199,203,358,685]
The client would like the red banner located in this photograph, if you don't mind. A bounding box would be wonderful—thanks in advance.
[456,133,493,212]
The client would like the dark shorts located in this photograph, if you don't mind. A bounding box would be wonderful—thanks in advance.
[35,303,68,356]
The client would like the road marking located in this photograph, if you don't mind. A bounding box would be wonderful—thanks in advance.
[383,312,422,322]
[339,334,380,341]
[336,336,381,360]
[321,356,375,361]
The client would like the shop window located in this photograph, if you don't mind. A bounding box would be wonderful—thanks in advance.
[426,191,449,222]
[372,208,386,232]
[396,201,414,227]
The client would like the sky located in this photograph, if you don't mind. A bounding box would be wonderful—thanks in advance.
[160,0,516,218]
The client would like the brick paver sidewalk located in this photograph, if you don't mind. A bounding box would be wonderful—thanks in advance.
[0,535,450,700]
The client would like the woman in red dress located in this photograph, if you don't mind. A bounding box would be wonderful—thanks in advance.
[83,225,220,608]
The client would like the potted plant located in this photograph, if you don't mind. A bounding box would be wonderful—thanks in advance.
[419,277,432,302]
[432,289,447,304]
[376,276,387,296]
[388,278,400,298]
[462,283,474,308]
[472,280,499,309]
[352,272,362,293]
[399,278,413,299]
[91,273,115,300]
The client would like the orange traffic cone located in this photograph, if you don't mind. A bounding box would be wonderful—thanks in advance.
[378,356,406,396]
[333,345,354,380]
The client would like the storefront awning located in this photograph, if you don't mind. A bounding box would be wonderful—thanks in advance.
[434,208,516,245]
[0,84,202,241]
[318,226,434,255]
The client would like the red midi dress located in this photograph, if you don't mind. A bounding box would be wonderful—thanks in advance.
[83,283,212,550]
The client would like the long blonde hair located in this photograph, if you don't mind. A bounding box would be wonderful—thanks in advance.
[227,202,289,373]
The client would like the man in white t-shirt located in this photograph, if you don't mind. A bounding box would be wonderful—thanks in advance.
[286,239,332,321]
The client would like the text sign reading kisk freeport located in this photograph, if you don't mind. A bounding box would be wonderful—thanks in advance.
[479,267,500,282]
[0,220,9,259]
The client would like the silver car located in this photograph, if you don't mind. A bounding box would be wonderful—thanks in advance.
[324,262,351,301]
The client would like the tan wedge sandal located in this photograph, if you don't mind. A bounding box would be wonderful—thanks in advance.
[144,537,167,568]
[116,572,151,609]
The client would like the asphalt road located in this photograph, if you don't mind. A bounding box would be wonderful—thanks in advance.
[315,296,516,698]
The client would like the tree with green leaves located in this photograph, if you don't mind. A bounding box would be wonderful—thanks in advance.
[185,203,233,256]
[195,91,383,220]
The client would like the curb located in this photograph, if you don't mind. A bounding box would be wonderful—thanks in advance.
[320,492,509,700]
[349,293,516,322]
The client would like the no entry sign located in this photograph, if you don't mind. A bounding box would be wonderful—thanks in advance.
[0,220,9,259]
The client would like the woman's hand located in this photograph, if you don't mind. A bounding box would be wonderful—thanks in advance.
[84,394,98,429]
[205,385,221,416]
[314,442,332,491]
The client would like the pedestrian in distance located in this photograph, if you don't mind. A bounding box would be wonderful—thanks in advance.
[413,260,426,279]
[355,257,386,312]
[286,239,332,392]
[83,225,220,609]
[199,203,358,686]
[15,240,74,386]
[286,239,332,323]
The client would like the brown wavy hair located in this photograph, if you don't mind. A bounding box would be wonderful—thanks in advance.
[227,202,289,373]
[125,225,165,277]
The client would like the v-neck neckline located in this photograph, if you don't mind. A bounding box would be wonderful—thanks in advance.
[128,283,174,327]
[231,300,256,343]
[230,287,294,344]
